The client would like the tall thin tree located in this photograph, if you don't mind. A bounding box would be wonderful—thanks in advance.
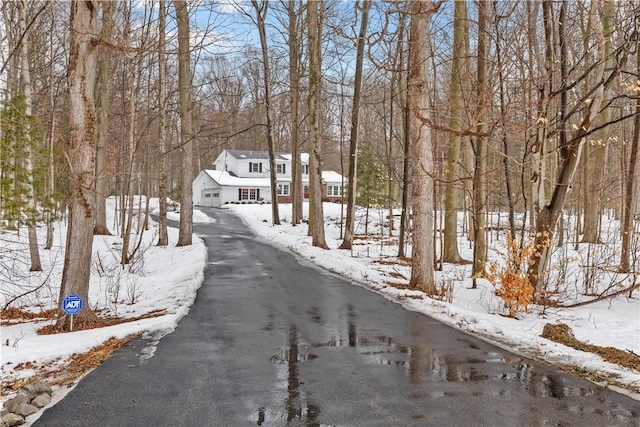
[287,0,303,226]
[307,0,328,249]
[174,0,194,247]
[407,0,439,294]
[251,0,280,225]
[17,0,42,271]
[55,0,101,331]
[442,0,467,264]
[93,0,114,236]
[339,0,372,250]
[157,0,169,246]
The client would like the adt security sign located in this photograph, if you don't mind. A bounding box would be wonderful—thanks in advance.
[63,294,83,315]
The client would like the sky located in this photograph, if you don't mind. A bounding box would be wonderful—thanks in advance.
[1,199,639,425]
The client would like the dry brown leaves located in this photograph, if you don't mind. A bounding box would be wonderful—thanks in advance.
[542,323,640,372]
[2,334,140,394]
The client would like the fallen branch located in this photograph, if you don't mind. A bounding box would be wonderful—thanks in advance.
[562,282,639,308]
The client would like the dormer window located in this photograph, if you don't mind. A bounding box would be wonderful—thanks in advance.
[249,162,262,173]
[276,164,286,174]
[302,164,309,174]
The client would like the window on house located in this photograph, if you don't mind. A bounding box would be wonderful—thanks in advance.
[204,193,211,198]
[276,164,286,174]
[327,185,342,196]
[277,184,290,195]
[239,188,260,200]
[302,164,309,174]
[249,162,262,173]
[213,193,219,198]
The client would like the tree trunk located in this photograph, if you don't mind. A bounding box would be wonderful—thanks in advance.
[620,38,640,273]
[307,0,328,249]
[251,0,280,226]
[396,10,409,259]
[582,0,615,244]
[339,0,371,250]
[471,0,489,283]
[157,0,169,246]
[56,0,101,331]
[528,0,631,290]
[407,0,437,295]
[493,1,516,239]
[442,0,466,264]
[17,0,42,272]
[287,0,303,226]
[175,0,194,247]
[93,0,113,236]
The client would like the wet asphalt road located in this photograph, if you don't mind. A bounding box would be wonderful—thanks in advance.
[34,208,640,426]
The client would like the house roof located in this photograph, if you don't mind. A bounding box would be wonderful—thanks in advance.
[203,169,344,187]
[322,170,345,184]
[225,149,289,161]
[280,152,310,163]
[203,170,271,187]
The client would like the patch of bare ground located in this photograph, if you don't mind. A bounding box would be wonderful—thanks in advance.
[541,323,640,393]
[2,309,166,394]
[36,309,166,334]
[0,308,57,326]
[2,334,140,395]
[373,256,412,267]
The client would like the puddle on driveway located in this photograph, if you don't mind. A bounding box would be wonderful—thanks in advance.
[264,325,321,426]
[258,301,637,425]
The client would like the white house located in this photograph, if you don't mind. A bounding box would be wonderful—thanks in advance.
[193,149,345,207]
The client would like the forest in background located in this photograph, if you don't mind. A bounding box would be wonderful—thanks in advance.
[1,1,639,330]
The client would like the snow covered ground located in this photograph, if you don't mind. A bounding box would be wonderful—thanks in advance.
[1,199,638,425]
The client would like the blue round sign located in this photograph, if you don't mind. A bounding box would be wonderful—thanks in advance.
[62,294,83,315]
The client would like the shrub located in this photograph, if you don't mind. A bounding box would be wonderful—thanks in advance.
[481,231,535,318]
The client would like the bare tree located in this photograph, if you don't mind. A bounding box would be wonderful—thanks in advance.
[157,0,169,246]
[307,0,328,249]
[339,0,372,250]
[287,0,303,226]
[471,0,489,283]
[250,0,280,225]
[17,0,42,271]
[407,0,439,294]
[442,0,467,264]
[527,0,633,290]
[93,0,114,236]
[620,37,640,273]
[175,0,194,247]
[55,0,101,331]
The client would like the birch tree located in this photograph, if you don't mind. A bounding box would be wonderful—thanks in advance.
[16,0,42,271]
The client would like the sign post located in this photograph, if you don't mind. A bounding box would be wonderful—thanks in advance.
[62,294,83,331]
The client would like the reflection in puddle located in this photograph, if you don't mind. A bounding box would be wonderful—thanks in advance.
[306,304,606,403]
[263,325,321,426]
